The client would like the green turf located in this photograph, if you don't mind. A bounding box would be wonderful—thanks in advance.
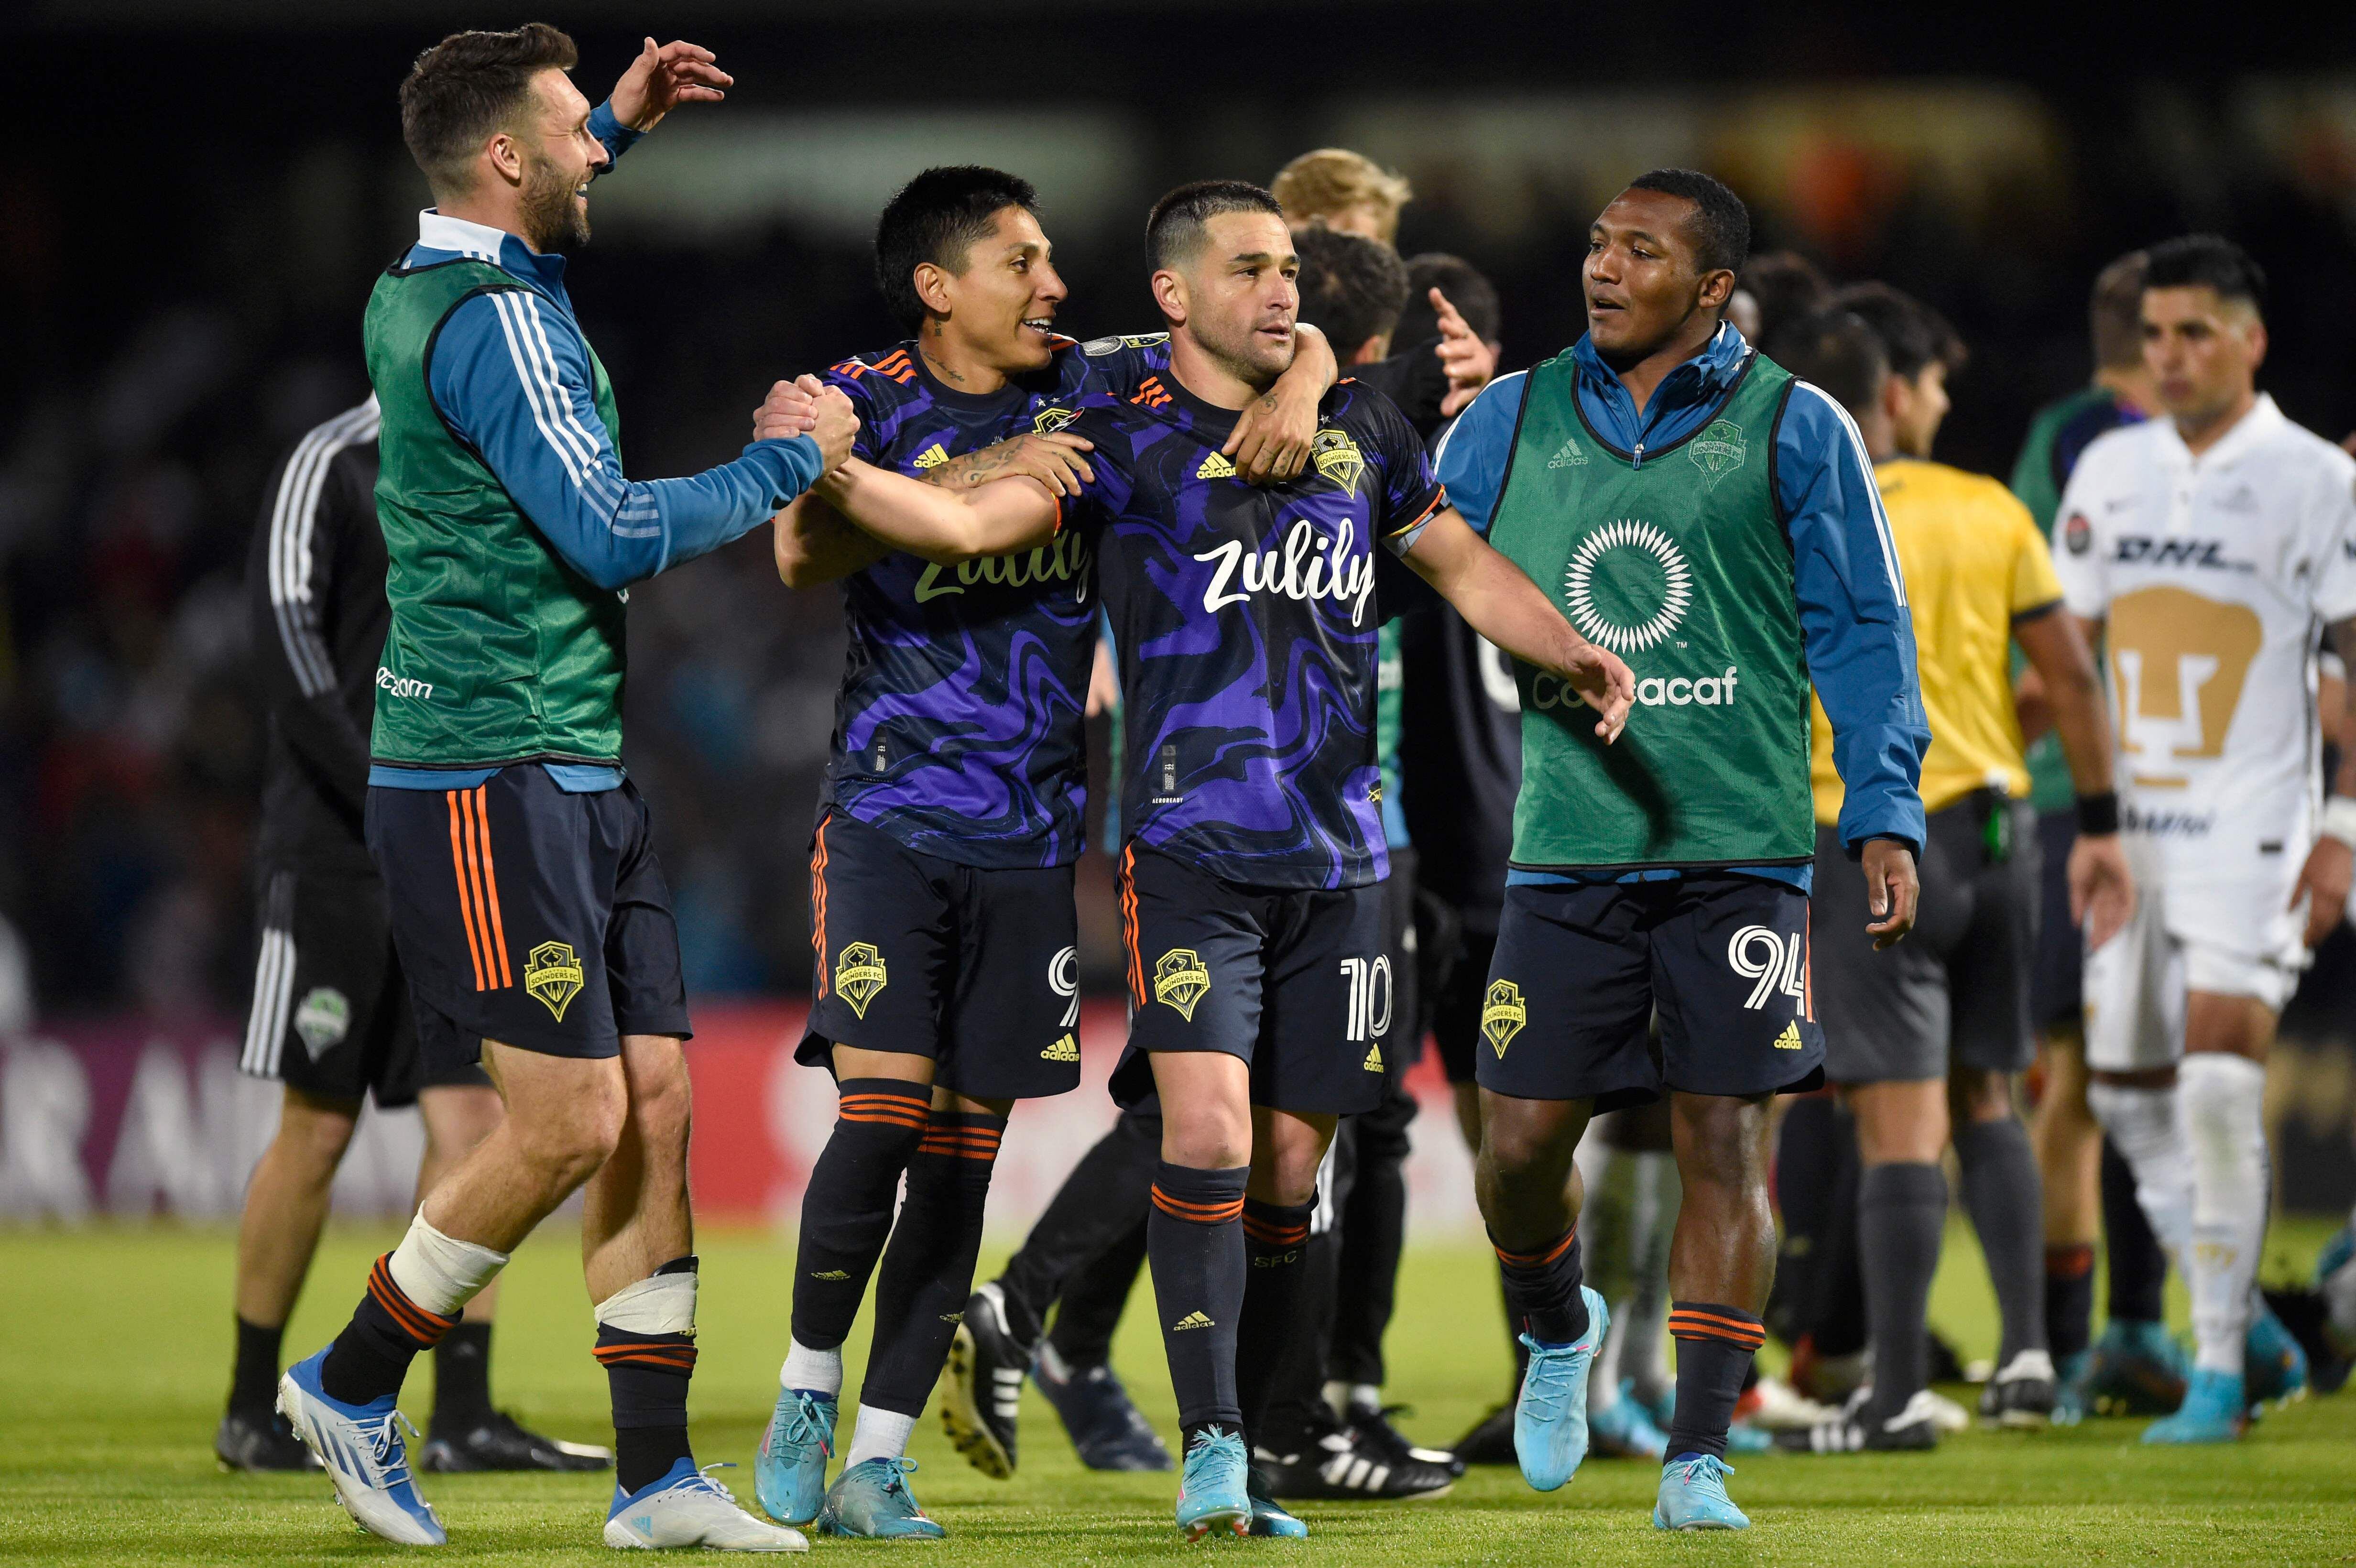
[2,1215,2349,1565]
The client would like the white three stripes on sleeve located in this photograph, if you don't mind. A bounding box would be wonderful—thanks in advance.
[483,291,665,542]
[268,397,382,699]
[1790,380,1908,608]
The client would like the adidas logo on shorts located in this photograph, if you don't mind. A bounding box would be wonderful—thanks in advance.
[1773,1022,1804,1050]
[1041,1034,1080,1062]
[1362,1043,1383,1071]
[1171,1310,1214,1331]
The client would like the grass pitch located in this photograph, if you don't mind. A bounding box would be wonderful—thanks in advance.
[3,1216,2350,1566]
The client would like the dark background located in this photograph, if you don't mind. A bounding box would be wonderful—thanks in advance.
[9,6,2356,1205]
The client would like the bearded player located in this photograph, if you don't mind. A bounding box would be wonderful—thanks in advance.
[802,178,1633,1540]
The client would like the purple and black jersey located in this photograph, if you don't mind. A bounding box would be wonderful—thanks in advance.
[1073,375,1446,891]
[819,334,1168,869]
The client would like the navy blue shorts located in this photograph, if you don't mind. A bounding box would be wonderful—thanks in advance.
[2030,809,2083,1031]
[798,809,1081,1101]
[1478,874,1825,1110]
[1109,843,1391,1116]
[366,766,690,1070]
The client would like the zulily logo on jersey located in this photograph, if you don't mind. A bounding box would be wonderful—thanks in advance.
[1195,516,1374,626]
[914,530,1091,603]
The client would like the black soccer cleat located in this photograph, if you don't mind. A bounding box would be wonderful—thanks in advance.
[2262,1286,2353,1398]
[216,1407,321,1472]
[420,1409,612,1472]
[1255,1411,1454,1501]
[1448,1402,1518,1467]
[939,1282,1028,1479]
[1342,1400,1466,1479]
[1977,1351,2057,1429]
[1032,1343,1171,1471]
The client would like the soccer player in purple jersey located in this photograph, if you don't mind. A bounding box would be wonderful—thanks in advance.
[807,179,1634,1540]
[750,167,1337,1540]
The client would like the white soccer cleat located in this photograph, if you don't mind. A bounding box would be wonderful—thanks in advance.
[277,1350,447,1546]
[1738,1375,1840,1432]
[605,1459,809,1552]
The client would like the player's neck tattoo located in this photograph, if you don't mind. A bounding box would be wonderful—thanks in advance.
[921,326,972,386]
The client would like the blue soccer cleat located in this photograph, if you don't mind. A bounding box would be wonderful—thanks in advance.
[607,1458,807,1550]
[1174,1427,1250,1541]
[1246,1488,1308,1538]
[1514,1287,1608,1492]
[2142,1368,2247,1445]
[754,1387,836,1526]
[1588,1384,1668,1460]
[2088,1318,2191,1416]
[276,1349,446,1546]
[2052,1350,2093,1425]
[1653,1452,1748,1531]
[815,1456,945,1539]
[2245,1301,2309,1409]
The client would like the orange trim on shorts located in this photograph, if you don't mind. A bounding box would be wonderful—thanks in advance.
[810,814,833,1000]
[466,785,512,988]
[1119,845,1144,1007]
[446,792,488,991]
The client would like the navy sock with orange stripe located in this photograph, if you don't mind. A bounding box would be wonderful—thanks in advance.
[599,1256,699,1494]
[320,1254,458,1405]
[1491,1224,1589,1346]
[860,1110,1006,1417]
[1667,1302,1766,1460]
[1235,1197,1315,1442]
[1147,1161,1249,1445]
[790,1078,933,1353]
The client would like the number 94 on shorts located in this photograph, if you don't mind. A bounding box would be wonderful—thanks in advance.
[1475,873,1827,1111]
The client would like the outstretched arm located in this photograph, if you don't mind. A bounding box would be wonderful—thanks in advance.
[1401,509,1633,741]
[815,456,1062,565]
[2015,603,2133,947]
[2294,615,2356,945]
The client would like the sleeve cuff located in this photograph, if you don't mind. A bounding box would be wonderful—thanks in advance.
[589,100,645,159]
[742,435,825,507]
[1384,486,1448,557]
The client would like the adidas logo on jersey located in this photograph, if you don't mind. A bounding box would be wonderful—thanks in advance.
[1197,451,1237,479]
[1171,1310,1215,1331]
[1773,1022,1804,1050]
[913,443,950,469]
[1362,1043,1384,1071]
[1041,1034,1080,1062]
[1546,435,1588,469]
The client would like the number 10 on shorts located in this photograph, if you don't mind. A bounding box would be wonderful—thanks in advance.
[1339,955,1394,1042]
[1727,924,1807,1013]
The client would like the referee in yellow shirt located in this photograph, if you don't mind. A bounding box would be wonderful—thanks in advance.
[1772,293,2133,1453]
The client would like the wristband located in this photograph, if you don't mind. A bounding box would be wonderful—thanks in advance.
[2321,795,2356,851]
[2075,791,2120,837]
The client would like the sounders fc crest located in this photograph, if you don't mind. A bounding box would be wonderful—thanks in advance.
[1481,979,1528,1057]
[525,941,585,1022]
[1688,420,1746,491]
[834,942,889,1020]
[1311,428,1366,496]
[1154,948,1213,1023]
[1033,405,1078,436]
[294,987,351,1059]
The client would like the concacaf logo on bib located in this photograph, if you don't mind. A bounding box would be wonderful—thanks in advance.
[1564,519,1692,653]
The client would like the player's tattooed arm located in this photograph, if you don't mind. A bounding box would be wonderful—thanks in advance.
[1401,508,1635,741]
[2014,604,2134,947]
[2293,614,2356,944]
[815,456,1060,564]
[919,433,1096,497]
[1224,324,1335,485]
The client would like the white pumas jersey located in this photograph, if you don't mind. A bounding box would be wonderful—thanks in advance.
[2053,394,2356,895]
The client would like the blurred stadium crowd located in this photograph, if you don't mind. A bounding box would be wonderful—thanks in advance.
[5,22,2356,1214]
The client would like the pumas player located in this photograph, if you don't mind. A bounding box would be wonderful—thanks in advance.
[2056,234,2349,1442]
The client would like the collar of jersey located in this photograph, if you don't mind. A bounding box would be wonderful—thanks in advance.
[409,208,570,298]
[906,342,1034,414]
[2155,391,2284,469]
[1569,319,1749,455]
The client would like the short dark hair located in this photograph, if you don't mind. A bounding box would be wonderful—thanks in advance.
[1738,250,1830,348]
[2089,250,2149,370]
[1767,310,1890,421]
[2143,234,2267,316]
[1146,179,1287,272]
[1398,253,1502,346]
[400,23,578,195]
[1828,281,1967,381]
[1293,228,1410,356]
[873,166,1040,333]
[1624,168,1752,276]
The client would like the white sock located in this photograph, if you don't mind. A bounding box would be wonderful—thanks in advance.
[781,1338,843,1398]
[387,1207,509,1316]
[2086,1081,2194,1261]
[2179,1054,2268,1376]
[843,1404,916,1469]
